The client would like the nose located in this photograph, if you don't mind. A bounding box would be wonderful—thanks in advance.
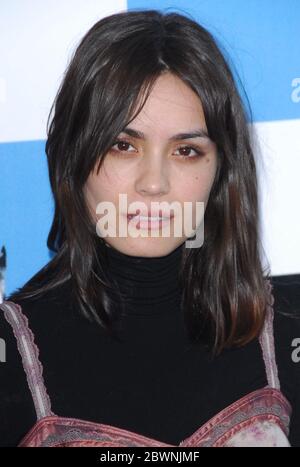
[134,155,170,197]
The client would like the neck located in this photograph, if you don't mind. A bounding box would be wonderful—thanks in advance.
[98,240,185,317]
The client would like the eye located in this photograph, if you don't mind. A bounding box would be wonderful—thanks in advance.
[174,145,205,159]
[111,139,137,153]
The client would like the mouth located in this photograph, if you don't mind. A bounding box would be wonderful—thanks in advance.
[126,212,174,230]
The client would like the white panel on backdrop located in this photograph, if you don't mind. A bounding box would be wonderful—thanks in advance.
[0,0,127,143]
[254,119,300,275]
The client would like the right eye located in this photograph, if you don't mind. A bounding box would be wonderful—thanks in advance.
[111,139,137,153]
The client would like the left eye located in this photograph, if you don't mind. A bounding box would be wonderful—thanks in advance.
[174,146,202,158]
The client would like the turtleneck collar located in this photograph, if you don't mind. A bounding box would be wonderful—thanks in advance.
[98,240,185,316]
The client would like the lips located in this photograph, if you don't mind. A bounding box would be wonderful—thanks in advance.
[127,209,174,219]
[126,214,173,230]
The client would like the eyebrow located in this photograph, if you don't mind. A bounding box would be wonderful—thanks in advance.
[120,126,212,142]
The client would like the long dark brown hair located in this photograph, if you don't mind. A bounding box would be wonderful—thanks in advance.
[8,9,271,355]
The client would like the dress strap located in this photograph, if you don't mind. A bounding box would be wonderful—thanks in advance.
[258,279,281,390]
[0,300,54,420]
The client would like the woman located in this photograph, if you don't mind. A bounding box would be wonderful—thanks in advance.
[0,9,299,447]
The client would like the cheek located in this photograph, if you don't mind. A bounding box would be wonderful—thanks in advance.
[84,171,130,222]
[178,172,214,203]
[83,174,107,221]
[85,170,118,203]
[177,154,218,201]
[191,158,217,199]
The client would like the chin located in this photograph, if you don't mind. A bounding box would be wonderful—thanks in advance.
[104,237,184,257]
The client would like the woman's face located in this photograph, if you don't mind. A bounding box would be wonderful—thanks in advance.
[84,72,218,257]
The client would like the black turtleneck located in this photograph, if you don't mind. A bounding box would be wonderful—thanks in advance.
[102,242,190,354]
[104,241,185,316]
[0,242,300,446]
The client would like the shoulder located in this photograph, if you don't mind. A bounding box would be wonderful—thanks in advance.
[269,275,300,447]
[0,276,76,446]
[270,275,300,355]
[270,275,300,317]
[0,295,42,446]
[268,275,300,404]
[0,275,74,404]
[2,275,74,335]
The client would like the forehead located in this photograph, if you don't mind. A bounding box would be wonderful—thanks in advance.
[128,73,206,137]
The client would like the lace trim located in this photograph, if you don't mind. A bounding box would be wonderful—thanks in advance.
[40,428,165,448]
[258,279,281,390]
[19,415,174,448]
[18,388,292,447]
[0,300,55,420]
[181,387,291,447]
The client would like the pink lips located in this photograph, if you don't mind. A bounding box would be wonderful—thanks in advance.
[126,211,174,230]
[127,210,174,219]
